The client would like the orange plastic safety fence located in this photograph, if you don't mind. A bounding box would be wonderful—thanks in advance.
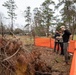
[35,37,51,48]
[68,40,76,53]
[70,50,76,75]
[50,38,55,49]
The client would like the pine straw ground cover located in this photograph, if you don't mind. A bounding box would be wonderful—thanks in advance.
[0,35,72,75]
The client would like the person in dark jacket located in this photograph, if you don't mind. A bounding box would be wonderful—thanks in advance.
[59,31,64,55]
[60,26,72,64]
[54,30,60,53]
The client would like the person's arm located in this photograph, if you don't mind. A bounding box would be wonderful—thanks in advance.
[68,35,72,44]
[69,35,72,40]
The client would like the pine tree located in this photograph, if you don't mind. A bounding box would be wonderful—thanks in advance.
[3,0,17,32]
[24,6,31,32]
[40,0,55,37]
[33,8,46,36]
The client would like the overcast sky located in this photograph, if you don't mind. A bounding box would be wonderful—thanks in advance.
[0,0,59,29]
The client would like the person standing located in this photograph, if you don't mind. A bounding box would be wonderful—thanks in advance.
[59,31,64,55]
[54,30,60,53]
[60,26,72,64]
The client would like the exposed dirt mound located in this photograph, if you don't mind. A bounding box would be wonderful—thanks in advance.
[0,37,71,75]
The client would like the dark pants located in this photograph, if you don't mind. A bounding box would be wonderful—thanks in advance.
[59,42,64,55]
[54,41,60,52]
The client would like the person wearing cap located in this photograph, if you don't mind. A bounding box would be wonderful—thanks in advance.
[60,26,72,64]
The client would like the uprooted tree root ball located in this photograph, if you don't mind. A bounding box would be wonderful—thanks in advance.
[0,37,71,75]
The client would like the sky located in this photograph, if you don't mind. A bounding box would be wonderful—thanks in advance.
[0,0,59,29]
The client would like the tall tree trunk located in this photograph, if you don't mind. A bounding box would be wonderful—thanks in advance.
[1,22,4,37]
[72,16,76,40]
[11,16,13,32]
[46,25,49,37]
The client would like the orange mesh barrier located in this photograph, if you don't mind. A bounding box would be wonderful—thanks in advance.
[35,37,59,49]
[35,37,51,48]
[68,40,76,53]
[70,50,76,75]
[50,38,55,49]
